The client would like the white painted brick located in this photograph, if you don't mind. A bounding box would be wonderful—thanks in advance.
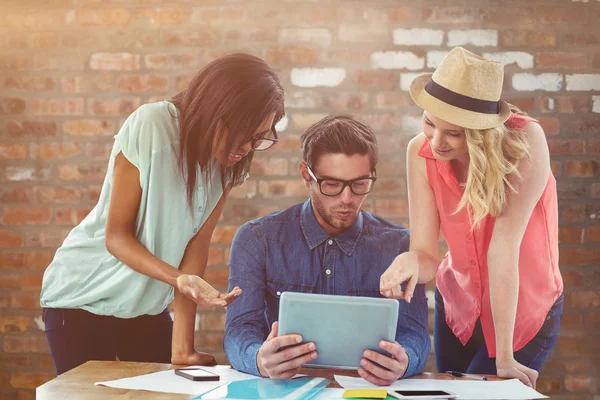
[402,115,423,132]
[278,28,332,46]
[400,72,424,91]
[512,73,563,92]
[482,52,534,69]
[566,74,600,91]
[447,30,498,47]
[547,98,555,111]
[275,115,288,132]
[593,96,600,113]
[290,68,346,88]
[393,28,444,46]
[370,51,425,70]
[427,51,449,69]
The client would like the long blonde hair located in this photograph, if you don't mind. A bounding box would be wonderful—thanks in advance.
[457,105,530,228]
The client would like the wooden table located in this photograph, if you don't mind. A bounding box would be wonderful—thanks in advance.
[37,361,497,399]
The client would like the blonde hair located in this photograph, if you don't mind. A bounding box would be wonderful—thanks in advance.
[457,105,530,228]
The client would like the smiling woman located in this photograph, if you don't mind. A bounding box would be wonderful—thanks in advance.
[39,53,285,375]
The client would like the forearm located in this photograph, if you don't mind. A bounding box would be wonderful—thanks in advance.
[106,233,182,287]
[412,250,439,283]
[488,241,520,361]
[224,325,264,376]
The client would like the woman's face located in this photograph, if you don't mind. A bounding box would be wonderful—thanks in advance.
[213,112,276,167]
[422,111,468,162]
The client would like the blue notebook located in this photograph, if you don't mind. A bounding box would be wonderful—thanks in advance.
[194,377,329,400]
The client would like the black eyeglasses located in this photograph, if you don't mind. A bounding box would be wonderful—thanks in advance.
[306,165,377,196]
[247,128,278,151]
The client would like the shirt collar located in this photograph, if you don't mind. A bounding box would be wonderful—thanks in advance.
[300,199,364,256]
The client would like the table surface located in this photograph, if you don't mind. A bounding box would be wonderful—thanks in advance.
[36,361,498,399]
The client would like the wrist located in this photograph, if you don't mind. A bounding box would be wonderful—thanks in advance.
[256,353,268,377]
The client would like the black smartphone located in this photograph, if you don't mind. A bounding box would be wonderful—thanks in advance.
[174,368,220,381]
[387,389,456,399]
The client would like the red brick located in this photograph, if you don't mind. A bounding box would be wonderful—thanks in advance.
[200,311,226,331]
[24,231,70,249]
[560,312,583,330]
[565,160,599,177]
[2,208,52,225]
[210,226,238,245]
[561,204,596,223]
[593,183,600,199]
[0,317,31,333]
[0,252,52,269]
[87,98,141,116]
[63,119,115,137]
[161,30,219,47]
[21,272,44,291]
[144,54,196,70]
[548,140,585,156]
[54,208,92,226]
[558,335,600,358]
[58,164,107,181]
[323,93,370,111]
[564,375,595,393]
[6,121,57,138]
[561,270,585,288]
[588,138,600,156]
[536,376,562,394]
[338,24,388,43]
[36,187,81,204]
[203,268,229,289]
[375,92,411,110]
[4,31,60,49]
[353,70,399,89]
[0,274,21,289]
[175,75,194,92]
[30,143,81,160]
[500,30,557,48]
[594,53,600,69]
[356,113,402,131]
[2,77,56,91]
[559,226,584,244]
[323,50,371,64]
[566,291,600,308]
[85,143,113,160]
[259,180,307,198]
[536,52,587,69]
[388,7,423,23]
[207,248,223,267]
[5,166,52,183]
[31,98,85,116]
[196,332,224,352]
[555,96,591,113]
[560,249,600,266]
[372,178,406,196]
[0,188,32,203]
[562,31,600,46]
[587,226,600,242]
[90,53,140,71]
[0,98,26,115]
[191,6,246,25]
[135,8,189,26]
[2,10,67,29]
[375,199,409,218]
[423,7,479,23]
[505,98,535,114]
[538,117,560,135]
[0,55,29,70]
[535,8,589,24]
[10,292,42,309]
[61,74,114,93]
[250,158,289,177]
[264,47,318,66]
[32,54,84,71]
[10,372,55,389]
[118,74,169,93]
[563,115,600,136]
[480,8,535,24]
[0,143,26,159]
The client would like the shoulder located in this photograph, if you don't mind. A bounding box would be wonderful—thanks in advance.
[126,101,178,132]
[361,211,410,248]
[407,132,427,156]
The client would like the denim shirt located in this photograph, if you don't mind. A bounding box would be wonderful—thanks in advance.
[224,200,430,378]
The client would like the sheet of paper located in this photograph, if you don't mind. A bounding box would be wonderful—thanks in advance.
[95,365,258,395]
[334,375,548,400]
[312,388,346,399]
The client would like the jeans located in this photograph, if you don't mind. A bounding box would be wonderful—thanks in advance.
[43,307,173,375]
[433,287,563,374]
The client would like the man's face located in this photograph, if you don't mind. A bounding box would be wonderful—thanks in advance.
[301,153,374,237]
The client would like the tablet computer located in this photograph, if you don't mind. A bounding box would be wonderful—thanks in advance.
[277,292,399,370]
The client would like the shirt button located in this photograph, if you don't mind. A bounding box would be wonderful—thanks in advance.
[198,206,203,212]
[327,240,333,245]
[276,291,281,296]
[326,269,331,275]
[193,227,198,233]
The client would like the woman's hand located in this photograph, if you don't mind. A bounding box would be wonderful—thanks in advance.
[176,274,241,307]
[379,251,419,303]
[171,350,217,366]
[496,357,538,389]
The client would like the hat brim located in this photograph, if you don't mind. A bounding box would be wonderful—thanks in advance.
[409,74,511,130]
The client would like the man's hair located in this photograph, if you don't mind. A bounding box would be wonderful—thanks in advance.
[300,115,378,171]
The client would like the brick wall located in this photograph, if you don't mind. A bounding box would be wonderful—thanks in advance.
[1,0,599,398]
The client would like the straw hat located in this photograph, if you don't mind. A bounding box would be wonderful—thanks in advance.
[409,47,511,130]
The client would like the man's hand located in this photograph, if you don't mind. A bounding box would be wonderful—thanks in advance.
[171,350,217,367]
[256,322,317,379]
[358,340,409,386]
[176,274,241,307]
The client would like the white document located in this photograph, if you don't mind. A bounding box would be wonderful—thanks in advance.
[95,365,258,396]
[334,375,548,400]
[311,388,346,399]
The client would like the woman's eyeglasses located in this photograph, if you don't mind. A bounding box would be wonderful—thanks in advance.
[247,128,278,151]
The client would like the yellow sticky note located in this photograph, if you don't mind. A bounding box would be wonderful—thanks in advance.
[343,388,389,399]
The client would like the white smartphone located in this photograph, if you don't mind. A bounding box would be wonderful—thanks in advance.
[387,389,457,399]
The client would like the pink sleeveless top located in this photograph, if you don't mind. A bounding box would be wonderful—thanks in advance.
[419,114,563,357]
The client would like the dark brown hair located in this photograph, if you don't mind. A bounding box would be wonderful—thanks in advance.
[170,53,284,208]
[300,115,378,171]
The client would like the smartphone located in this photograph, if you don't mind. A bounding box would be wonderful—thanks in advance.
[387,389,456,399]
[174,368,220,381]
